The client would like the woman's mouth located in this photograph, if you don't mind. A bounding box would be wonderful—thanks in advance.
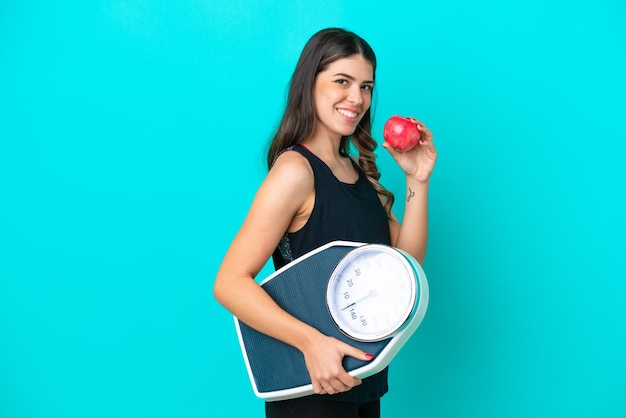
[337,108,359,119]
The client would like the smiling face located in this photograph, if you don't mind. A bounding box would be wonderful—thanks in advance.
[311,55,374,142]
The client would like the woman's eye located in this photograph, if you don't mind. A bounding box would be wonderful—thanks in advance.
[362,84,373,91]
[335,79,348,86]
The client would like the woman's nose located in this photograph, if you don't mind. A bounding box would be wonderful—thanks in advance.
[347,88,363,105]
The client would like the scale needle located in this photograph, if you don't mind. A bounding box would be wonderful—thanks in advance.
[342,289,377,310]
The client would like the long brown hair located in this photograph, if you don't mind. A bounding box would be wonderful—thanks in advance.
[266,28,395,216]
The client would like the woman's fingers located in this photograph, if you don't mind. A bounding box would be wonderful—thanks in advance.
[316,374,361,395]
[306,337,371,395]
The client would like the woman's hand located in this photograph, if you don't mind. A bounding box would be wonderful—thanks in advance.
[382,117,437,183]
[301,333,374,395]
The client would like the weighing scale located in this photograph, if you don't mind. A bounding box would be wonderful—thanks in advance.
[234,240,429,401]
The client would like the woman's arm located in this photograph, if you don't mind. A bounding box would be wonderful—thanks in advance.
[213,151,372,395]
[384,120,437,265]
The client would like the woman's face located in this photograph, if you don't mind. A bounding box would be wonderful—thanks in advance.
[311,55,374,141]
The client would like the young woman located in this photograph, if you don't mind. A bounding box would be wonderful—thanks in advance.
[214,28,437,418]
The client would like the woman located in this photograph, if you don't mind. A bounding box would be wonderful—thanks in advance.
[214,28,437,418]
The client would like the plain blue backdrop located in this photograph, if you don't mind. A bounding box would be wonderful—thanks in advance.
[1,1,625,417]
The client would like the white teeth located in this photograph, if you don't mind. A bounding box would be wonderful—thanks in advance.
[338,109,358,118]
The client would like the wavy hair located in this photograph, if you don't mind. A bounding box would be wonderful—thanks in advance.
[266,28,395,216]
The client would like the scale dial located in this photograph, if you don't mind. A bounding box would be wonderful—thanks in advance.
[326,244,418,342]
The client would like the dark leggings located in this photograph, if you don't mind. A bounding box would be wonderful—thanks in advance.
[265,398,380,418]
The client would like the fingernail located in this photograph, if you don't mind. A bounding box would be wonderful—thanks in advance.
[365,353,375,360]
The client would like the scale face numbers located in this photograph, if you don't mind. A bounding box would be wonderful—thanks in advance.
[326,244,418,342]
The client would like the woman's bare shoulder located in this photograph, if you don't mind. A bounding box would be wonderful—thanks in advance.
[267,148,314,188]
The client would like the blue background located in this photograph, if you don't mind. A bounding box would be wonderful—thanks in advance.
[1,1,625,417]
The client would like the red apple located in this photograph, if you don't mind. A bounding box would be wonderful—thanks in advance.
[383,116,421,151]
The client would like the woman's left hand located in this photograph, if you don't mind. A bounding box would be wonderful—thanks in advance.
[382,117,437,183]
